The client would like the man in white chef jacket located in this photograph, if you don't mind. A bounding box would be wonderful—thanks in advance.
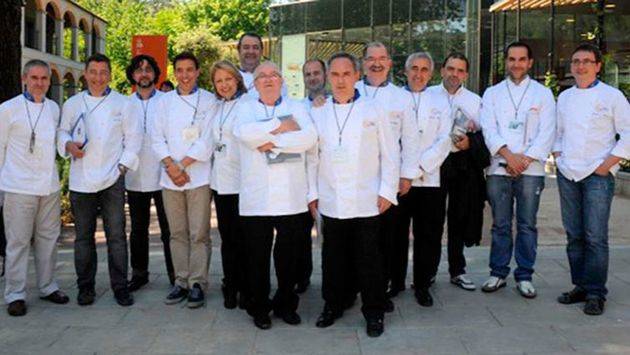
[554,43,630,316]
[151,52,216,309]
[58,54,142,307]
[124,55,174,291]
[309,52,399,338]
[0,60,69,316]
[237,33,288,99]
[479,42,556,298]
[233,61,317,330]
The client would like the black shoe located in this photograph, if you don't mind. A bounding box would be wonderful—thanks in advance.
[584,298,605,316]
[164,285,188,305]
[275,310,301,325]
[366,318,384,337]
[7,300,26,316]
[40,290,69,304]
[295,280,310,294]
[415,288,433,307]
[384,299,395,313]
[114,289,134,307]
[128,276,149,292]
[187,283,205,308]
[557,288,587,305]
[254,314,272,330]
[386,285,405,298]
[77,289,95,306]
[316,308,342,328]
[222,286,237,309]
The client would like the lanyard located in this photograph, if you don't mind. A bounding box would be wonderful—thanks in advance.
[505,78,531,122]
[137,89,157,132]
[261,97,282,120]
[218,96,241,142]
[332,100,356,146]
[23,95,46,154]
[81,91,110,122]
[178,90,201,126]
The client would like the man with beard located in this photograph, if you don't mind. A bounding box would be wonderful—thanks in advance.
[302,59,328,107]
[124,55,174,291]
[425,53,489,293]
[355,42,418,311]
[479,42,556,298]
[237,33,287,99]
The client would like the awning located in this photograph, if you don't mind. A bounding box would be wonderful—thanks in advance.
[490,0,597,12]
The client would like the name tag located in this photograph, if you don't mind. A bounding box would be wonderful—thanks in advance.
[182,126,200,143]
[508,121,523,130]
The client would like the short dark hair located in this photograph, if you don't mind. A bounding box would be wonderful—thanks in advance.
[85,53,111,72]
[504,41,533,60]
[237,32,263,51]
[160,80,174,90]
[126,54,161,85]
[572,43,602,63]
[173,52,199,70]
[442,52,469,72]
[327,52,360,72]
[303,59,326,74]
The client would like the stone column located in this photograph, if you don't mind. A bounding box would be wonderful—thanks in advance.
[71,26,79,61]
[55,19,63,56]
[36,10,46,51]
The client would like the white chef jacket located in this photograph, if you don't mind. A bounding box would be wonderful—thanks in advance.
[0,94,60,196]
[480,76,556,176]
[309,94,400,219]
[125,89,164,192]
[554,81,630,181]
[233,96,317,216]
[151,88,217,191]
[58,89,142,193]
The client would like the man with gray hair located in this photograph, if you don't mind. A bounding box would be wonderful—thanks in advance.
[0,59,70,316]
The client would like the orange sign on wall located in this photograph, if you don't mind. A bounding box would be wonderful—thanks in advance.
[131,35,168,87]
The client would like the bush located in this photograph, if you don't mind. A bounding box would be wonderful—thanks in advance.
[56,156,73,225]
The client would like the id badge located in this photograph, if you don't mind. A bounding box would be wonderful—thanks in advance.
[331,146,348,164]
[182,126,200,143]
[214,142,226,156]
[508,121,522,131]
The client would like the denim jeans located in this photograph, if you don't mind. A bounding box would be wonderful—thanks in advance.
[557,171,614,300]
[487,175,545,281]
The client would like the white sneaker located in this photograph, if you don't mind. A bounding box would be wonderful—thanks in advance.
[450,274,476,291]
[481,276,506,293]
[516,281,537,298]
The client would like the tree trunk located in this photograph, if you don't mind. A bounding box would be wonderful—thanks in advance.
[0,1,23,102]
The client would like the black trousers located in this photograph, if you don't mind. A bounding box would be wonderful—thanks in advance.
[241,212,310,317]
[443,174,471,278]
[322,215,385,320]
[386,192,413,290]
[0,207,5,257]
[127,190,174,281]
[212,191,245,295]
[296,215,314,285]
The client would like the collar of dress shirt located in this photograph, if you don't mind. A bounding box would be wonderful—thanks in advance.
[576,79,600,89]
[176,85,199,95]
[22,91,44,103]
[506,75,531,88]
[258,96,283,106]
[135,88,157,101]
[404,85,427,93]
[86,86,112,97]
[221,89,245,102]
[440,82,464,97]
[332,89,361,104]
[363,77,390,87]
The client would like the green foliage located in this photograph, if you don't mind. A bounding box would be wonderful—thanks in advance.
[183,0,270,41]
[56,156,73,225]
[544,71,560,98]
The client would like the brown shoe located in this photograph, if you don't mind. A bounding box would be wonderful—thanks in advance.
[40,290,70,304]
[7,300,27,317]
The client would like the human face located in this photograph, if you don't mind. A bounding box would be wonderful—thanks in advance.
[213,68,238,100]
[254,64,282,101]
[303,61,326,93]
[505,46,533,82]
[22,65,50,100]
[406,57,432,92]
[84,61,111,95]
[132,60,156,89]
[174,59,200,94]
[363,46,392,82]
[441,57,468,92]
[570,50,601,85]
[238,35,262,71]
[328,57,360,101]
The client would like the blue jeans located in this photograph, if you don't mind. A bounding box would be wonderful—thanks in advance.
[557,171,614,300]
[487,175,545,281]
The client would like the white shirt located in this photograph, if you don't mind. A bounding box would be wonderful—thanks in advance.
[233,97,317,216]
[554,81,630,181]
[210,93,253,194]
[151,88,217,191]
[480,76,556,176]
[0,94,60,196]
[309,95,400,219]
[58,90,142,193]
[402,88,453,187]
[355,80,419,186]
[125,90,164,192]
[240,69,289,99]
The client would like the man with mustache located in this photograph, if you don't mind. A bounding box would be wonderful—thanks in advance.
[354,42,418,311]
[237,33,287,99]
[479,42,556,298]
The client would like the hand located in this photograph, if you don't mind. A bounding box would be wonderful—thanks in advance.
[308,200,318,219]
[118,164,128,176]
[172,171,190,186]
[504,151,527,176]
[454,134,470,150]
[553,151,561,159]
[399,178,412,196]
[166,163,188,186]
[257,142,276,152]
[514,154,534,170]
[377,196,392,214]
[466,119,478,132]
[312,95,327,108]
[594,163,610,177]
[66,141,85,159]
[181,156,196,168]
[271,118,300,134]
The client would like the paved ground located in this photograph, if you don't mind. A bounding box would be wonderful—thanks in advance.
[2,177,630,354]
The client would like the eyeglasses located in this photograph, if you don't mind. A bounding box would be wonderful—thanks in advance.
[255,73,281,81]
[570,59,598,66]
[133,67,155,74]
[364,56,390,63]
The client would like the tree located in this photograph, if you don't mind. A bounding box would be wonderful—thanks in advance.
[0,1,23,102]
[183,0,270,41]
